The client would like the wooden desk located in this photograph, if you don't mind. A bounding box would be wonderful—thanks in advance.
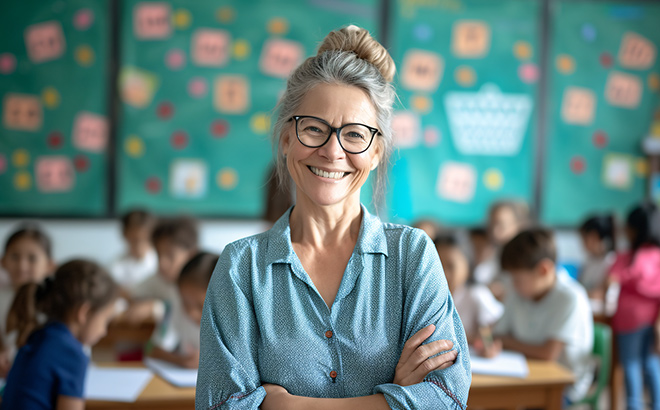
[86,362,195,410]
[469,360,575,410]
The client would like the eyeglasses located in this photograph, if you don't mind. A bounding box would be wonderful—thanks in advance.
[291,115,380,154]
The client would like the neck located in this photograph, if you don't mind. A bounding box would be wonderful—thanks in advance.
[532,273,556,302]
[289,195,362,248]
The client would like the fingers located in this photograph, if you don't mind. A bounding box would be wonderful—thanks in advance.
[399,324,436,365]
[400,349,458,386]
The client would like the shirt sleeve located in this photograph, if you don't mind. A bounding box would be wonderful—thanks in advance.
[474,285,504,328]
[372,231,471,410]
[56,348,88,398]
[196,243,266,410]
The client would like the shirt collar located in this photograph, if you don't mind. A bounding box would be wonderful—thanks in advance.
[265,204,388,266]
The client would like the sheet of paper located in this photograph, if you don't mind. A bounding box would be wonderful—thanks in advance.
[84,365,153,402]
[144,357,198,388]
[469,349,529,378]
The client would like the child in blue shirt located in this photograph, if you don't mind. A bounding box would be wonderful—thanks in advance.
[1,259,119,410]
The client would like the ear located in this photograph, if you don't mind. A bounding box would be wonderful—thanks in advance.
[536,258,555,276]
[369,140,382,171]
[76,301,92,325]
[280,122,294,155]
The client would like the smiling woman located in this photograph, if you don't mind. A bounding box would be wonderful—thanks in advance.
[196,26,471,410]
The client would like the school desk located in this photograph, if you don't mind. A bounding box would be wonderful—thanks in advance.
[86,362,194,410]
[468,359,575,410]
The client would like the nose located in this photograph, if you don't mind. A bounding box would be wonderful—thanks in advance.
[318,130,345,160]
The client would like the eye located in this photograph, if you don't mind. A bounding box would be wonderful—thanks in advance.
[304,126,324,133]
[345,131,366,140]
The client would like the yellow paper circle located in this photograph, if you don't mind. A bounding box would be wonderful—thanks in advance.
[173,9,192,29]
[649,73,660,92]
[14,171,31,190]
[217,168,238,190]
[42,87,60,109]
[251,113,271,134]
[411,95,432,113]
[455,66,476,87]
[12,149,29,167]
[233,39,251,60]
[513,41,533,60]
[75,45,94,67]
[556,54,575,74]
[483,168,504,190]
[267,17,289,35]
[216,7,235,23]
[125,135,145,158]
[635,159,649,176]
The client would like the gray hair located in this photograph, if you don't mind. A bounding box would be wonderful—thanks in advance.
[271,50,396,208]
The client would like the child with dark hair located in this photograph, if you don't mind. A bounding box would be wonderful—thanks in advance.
[579,214,616,299]
[609,203,660,410]
[148,251,218,368]
[109,209,158,291]
[487,228,593,404]
[0,259,119,410]
[0,223,55,377]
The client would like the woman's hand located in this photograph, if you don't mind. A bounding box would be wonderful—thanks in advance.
[393,324,458,386]
[261,383,292,410]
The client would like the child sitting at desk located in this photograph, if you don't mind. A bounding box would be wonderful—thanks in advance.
[1,259,119,410]
[484,228,594,404]
[435,233,502,345]
[0,224,55,378]
[108,209,158,293]
[148,251,218,369]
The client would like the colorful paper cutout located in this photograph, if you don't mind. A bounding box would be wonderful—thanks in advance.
[171,131,188,149]
[211,119,229,138]
[14,171,31,191]
[451,20,490,58]
[423,125,440,147]
[36,156,75,192]
[125,135,145,157]
[570,156,586,174]
[233,39,251,60]
[513,41,533,60]
[216,6,235,23]
[649,73,660,92]
[250,113,271,134]
[173,9,192,29]
[74,8,94,30]
[166,49,186,70]
[12,149,30,167]
[413,24,433,42]
[605,71,642,109]
[75,45,95,67]
[217,167,238,190]
[518,63,539,84]
[24,21,66,63]
[391,111,421,148]
[618,32,656,70]
[581,23,596,43]
[157,101,174,119]
[214,75,250,114]
[259,38,303,79]
[134,2,171,39]
[267,17,289,35]
[42,87,60,109]
[0,53,16,74]
[401,50,444,92]
[561,87,596,125]
[444,84,533,156]
[188,77,208,98]
[483,168,504,190]
[0,154,6,174]
[454,66,476,87]
[593,130,608,148]
[74,155,89,172]
[119,67,158,108]
[145,176,161,194]
[3,93,43,131]
[48,131,64,149]
[192,29,231,67]
[436,162,476,203]
[73,112,108,152]
[556,54,575,75]
[411,95,432,113]
[602,153,633,190]
[170,159,207,198]
[600,52,613,68]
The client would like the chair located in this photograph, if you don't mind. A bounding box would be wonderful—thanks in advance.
[576,322,612,409]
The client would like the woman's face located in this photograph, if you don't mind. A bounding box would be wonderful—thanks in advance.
[281,83,381,209]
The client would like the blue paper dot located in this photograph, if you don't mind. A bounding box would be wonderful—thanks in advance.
[413,24,433,42]
[581,24,596,42]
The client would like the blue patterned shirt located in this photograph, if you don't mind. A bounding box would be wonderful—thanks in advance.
[196,206,471,409]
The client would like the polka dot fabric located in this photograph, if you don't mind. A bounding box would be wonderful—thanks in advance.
[196,205,471,409]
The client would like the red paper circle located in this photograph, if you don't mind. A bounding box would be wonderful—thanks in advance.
[74,155,89,172]
[48,131,64,148]
[171,131,188,149]
[593,130,608,148]
[157,102,174,119]
[146,177,161,194]
[600,52,613,68]
[570,156,586,174]
[211,120,229,138]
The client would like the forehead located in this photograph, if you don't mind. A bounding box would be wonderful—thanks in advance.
[7,236,46,253]
[297,83,377,126]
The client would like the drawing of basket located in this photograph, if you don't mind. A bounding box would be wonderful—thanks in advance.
[444,84,533,156]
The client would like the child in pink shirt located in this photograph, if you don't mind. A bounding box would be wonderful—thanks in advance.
[609,203,660,410]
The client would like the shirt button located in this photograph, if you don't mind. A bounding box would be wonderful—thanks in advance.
[330,370,337,378]
[325,330,333,338]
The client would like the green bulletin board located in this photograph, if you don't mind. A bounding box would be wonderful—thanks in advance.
[116,0,378,217]
[541,1,660,225]
[386,0,541,226]
[0,0,110,216]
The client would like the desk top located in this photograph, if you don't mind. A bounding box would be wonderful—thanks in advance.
[471,359,575,388]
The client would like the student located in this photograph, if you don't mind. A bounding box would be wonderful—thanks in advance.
[473,200,529,287]
[148,251,218,369]
[578,214,616,299]
[487,228,593,404]
[0,223,55,377]
[609,203,660,410]
[123,216,198,324]
[109,209,158,292]
[412,218,440,241]
[0,259,119,410]
[435,234,502,345]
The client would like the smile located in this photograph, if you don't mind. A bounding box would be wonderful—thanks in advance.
[308,166,349,180]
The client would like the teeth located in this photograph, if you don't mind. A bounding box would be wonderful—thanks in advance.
[310,166,345,180]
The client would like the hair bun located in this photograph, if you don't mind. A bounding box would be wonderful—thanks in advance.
[317,25,395,82]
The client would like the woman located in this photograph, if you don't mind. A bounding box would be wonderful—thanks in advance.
[196,26,471,410]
